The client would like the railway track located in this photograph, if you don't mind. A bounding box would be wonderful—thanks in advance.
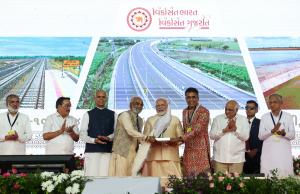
[19,58,46,109]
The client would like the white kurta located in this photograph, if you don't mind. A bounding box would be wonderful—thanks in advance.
[79,109,117,176]
[43,112,79,154]
[259,111,295,177]
[0,112,32,155]
[210,114,249,163]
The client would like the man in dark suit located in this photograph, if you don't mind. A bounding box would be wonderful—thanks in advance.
[243,100,263,174]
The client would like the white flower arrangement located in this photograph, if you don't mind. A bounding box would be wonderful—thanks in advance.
[65,183,80,194]
[71,170,85,177]
[41,180,54,191]
[41,171,55,179]
[40,170,86,194]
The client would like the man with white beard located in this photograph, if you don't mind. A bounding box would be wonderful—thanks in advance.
[141,98,183,188]
[0,94,32,154]
[109,96,155,176]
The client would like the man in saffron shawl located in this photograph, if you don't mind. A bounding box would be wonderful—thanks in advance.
[142,98,183,187]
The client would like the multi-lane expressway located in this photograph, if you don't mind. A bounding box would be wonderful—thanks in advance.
[110,40,256,110]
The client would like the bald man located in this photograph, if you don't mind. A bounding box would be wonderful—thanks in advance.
[109,97,154,176]
[210,100,249,173]
[259,94,295,177]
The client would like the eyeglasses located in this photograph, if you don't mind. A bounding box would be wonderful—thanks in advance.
[245,106,256,110]
[133,102,143,106]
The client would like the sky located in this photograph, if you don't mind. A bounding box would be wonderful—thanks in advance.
[0,37,91,56]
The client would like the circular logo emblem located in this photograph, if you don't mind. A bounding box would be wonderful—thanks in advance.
[127,7,152,32]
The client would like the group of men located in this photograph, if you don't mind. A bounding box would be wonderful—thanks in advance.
[210,94,295,177]
[0,89,296,187]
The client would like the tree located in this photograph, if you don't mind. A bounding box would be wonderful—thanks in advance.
[222,45,229,50]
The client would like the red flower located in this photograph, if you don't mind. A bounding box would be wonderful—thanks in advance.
[80,159,84,166]
[3,172,10,178]
[13,183,21,190]
[19,173,27,177]
[12,168,17,174]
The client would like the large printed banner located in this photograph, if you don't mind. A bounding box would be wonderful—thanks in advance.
[0,0,299,156]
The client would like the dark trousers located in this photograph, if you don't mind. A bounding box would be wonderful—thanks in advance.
[243,156,260,174]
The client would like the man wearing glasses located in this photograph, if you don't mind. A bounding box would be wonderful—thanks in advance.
[210,100,249,174]
[0,94,32,155]
[259,94,295,177]
[109,96,155,176]
[243,100,263,174]
[43,97,79,154]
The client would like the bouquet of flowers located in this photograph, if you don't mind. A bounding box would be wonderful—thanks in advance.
[74,154,84,170]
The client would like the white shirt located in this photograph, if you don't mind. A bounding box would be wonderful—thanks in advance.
[210,113,249,163]
[259,111,295,177]
[248,117,255,127]
[80,107,117,144]
[43,112,79,154]
[0,111,32,155]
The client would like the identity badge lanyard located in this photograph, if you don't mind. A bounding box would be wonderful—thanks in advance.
[186,104,200,132]
[270,111,282,141]
[7,113,19,130]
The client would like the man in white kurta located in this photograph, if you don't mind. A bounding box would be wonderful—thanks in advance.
[259,94,295,177]
[43,97,79,154]
[0,94,32,155]
[141,98,183,187]
[80,90,117,176]
[210,100,249,173]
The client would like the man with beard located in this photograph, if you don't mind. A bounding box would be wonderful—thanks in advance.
[43,97,79,154]
[259,94,295,177]
[0,94,32,154]
[109,96,155,176]
[141,98,183,187]
[80,90,116,176]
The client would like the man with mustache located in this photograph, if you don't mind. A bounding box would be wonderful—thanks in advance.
[43,97,79,154]
[182,87,211,177]
[109,96,155,176]
[0,94,32,154]
[259,94,295,177]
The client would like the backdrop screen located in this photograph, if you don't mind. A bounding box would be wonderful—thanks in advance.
[0,0,299,156]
